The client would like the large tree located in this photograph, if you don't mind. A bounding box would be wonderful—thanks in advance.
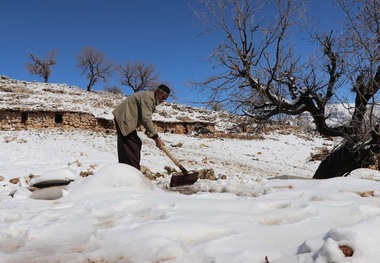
[194,0,380,178]
[119,61,159,93]
[77,46,115,91]
[25,49,57,83]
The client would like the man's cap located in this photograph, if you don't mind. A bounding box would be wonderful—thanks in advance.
[158,84,170,95]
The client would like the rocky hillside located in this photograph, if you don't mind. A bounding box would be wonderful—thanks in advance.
[0,76,243,132]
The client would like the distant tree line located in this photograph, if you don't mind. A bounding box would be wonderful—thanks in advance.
[25,46,162,94]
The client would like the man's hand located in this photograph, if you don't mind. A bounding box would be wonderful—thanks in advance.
[154,137,165,149]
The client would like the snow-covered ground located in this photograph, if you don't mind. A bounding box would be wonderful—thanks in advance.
[2,129,380,263]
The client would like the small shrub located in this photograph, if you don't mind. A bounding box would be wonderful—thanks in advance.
[104,86,122,94]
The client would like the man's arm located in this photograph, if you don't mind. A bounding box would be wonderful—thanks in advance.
[141,96,158,136]
[140,95,165,149]
[152,134,165,149]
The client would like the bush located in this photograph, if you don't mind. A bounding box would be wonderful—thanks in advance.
[104,86,122,94]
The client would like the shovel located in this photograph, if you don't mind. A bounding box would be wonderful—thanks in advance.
[161,146,199,187]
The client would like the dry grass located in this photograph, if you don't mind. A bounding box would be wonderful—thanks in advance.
[199,124,312,141]
[200,132,266,140]
[309,146,330,161]
[357,190,375,197]
[0,85,31,93]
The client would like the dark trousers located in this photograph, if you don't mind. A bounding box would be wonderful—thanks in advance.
[115,120,142,171]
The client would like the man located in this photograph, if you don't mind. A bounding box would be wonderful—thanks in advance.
[112,84,170,170]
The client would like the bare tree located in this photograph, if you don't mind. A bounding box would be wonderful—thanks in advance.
[194,0,380,178]
[310,0,380,178]
[25,49,57,83]
[77,47,115,91]
[193,0,303,112]
[119,61,159,93]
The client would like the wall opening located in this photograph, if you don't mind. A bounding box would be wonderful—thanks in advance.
[21,112,28,124]
[55,113,63,123]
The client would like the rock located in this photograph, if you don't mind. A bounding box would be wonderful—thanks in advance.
[358,190,375,197]
[80,170,94,177]
[140,165,151,175]
[140,165,157,180]
[176,116,193,122]
[164,166,177,174]
[9,178,20,184]
[171,104,180,110]
[198,168,216,180]
[339,245,354,257]
[171,142,183,147]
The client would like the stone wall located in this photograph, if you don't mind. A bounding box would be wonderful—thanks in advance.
[0,109,110,131]
[0,109,215,134]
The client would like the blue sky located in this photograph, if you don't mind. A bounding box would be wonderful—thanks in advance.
[0,0,339,106]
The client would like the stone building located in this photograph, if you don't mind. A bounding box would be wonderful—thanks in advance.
[0,108,215,134]
[0,76,217,134]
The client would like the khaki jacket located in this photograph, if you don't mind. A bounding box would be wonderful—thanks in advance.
[112,91,158,137]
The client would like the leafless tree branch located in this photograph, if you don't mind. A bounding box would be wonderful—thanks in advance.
[25,49,57,83]
[77,46,115,92]
[118,61,159,93]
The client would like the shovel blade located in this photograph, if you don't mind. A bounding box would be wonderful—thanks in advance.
[170,171,199,187]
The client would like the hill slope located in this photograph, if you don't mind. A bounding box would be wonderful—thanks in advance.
[0,75,240,132]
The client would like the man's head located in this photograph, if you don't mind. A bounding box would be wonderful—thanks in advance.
[155,84,170,103]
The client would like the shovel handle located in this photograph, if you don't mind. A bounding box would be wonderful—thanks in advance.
[161,145,182,167]
[161,146,188,175]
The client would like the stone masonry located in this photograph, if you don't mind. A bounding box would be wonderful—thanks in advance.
[0,109,215,134]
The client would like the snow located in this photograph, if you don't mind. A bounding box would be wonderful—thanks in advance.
[2,128,380,263]
[2,78,380,262]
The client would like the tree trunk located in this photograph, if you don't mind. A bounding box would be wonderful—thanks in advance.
[313,146,368,179]
[87,78,95,91]
[313,126,380,179]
